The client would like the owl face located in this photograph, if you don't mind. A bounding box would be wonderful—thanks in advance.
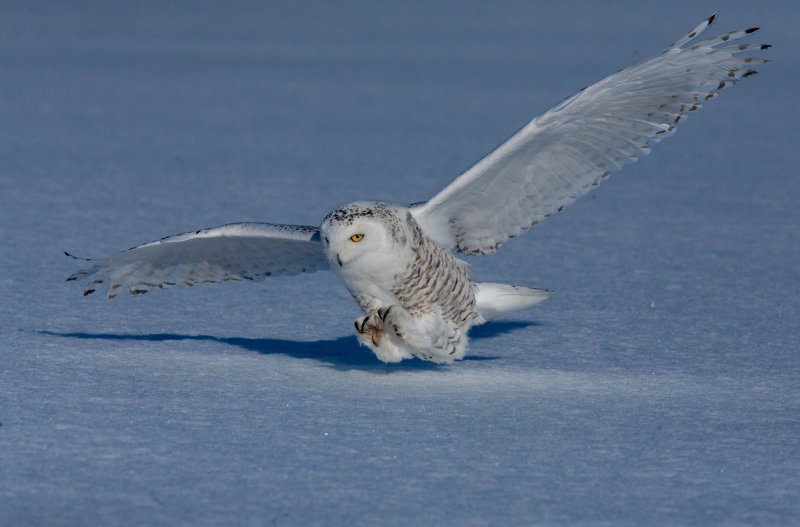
[321,201,411,283]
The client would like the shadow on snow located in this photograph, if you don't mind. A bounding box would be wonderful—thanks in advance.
[39,320,536,371]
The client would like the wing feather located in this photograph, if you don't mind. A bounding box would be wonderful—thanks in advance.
[67,222,328,299]
[412,15,769,255]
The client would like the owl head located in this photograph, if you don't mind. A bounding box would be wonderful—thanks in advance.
[320,201,412,282]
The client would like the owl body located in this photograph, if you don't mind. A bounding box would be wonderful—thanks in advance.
[321,201,481,362]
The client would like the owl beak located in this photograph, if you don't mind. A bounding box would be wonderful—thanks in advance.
[336,253,343,267]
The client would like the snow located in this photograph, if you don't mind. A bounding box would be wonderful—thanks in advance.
[1,1,798,525]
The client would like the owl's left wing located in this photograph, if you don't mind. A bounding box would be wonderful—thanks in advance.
[67,222,329,299]
[411,15,769,255]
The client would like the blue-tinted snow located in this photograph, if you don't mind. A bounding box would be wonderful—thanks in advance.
[1,1,798,525]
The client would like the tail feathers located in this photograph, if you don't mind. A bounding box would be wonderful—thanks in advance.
[474,282,553,322]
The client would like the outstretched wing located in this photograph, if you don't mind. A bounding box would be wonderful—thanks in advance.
[67,223,329,299]
[411,15,769,255]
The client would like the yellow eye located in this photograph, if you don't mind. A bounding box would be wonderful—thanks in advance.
[350,233,364,243]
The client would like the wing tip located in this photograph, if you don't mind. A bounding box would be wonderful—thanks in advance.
[64,251,92,261]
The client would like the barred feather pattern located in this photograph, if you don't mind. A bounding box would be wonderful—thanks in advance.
[391,215,480,356]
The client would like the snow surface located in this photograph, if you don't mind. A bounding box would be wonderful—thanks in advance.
[1,1,799,525]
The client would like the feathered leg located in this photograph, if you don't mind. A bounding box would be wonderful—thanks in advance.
[355,306,468,363]
[354,308,414,363]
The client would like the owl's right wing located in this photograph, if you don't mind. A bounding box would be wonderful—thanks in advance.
[411,15,769,255]
[67,222,329,299]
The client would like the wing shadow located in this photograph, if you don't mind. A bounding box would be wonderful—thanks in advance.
[39,320,535,372]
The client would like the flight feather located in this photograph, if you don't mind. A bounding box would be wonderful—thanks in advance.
[66,223,328,299]
[411,14,769,255]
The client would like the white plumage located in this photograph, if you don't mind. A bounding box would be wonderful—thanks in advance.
[68,223,326,298]
[68,15,768,362]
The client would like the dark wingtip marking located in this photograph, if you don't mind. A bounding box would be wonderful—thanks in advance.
[64,251,92,261]
[745,27,759,34]
[83,289,95,296]
[195,230,201,234]
[742,70,758,78]
[131,289,148,295]
[707,13,717,24]
[66,276,77,282]
[717,81,726,90]
[761,44,771,50]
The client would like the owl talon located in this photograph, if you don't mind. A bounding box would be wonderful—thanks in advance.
[355,315,372,334]
[378,306,392,321]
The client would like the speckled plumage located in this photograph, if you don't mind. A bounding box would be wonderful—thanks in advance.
[390,214,479,358]
[319,203,482,362]
[68,15,767,363]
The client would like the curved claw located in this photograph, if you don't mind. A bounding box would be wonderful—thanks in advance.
[378,306,392,321]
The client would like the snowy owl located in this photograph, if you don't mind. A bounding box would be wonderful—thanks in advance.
[68,15,768,363]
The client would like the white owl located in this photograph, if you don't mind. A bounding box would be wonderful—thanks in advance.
[68,15,768,363]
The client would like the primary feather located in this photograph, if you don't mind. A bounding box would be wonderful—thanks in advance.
[411,14,769,255]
